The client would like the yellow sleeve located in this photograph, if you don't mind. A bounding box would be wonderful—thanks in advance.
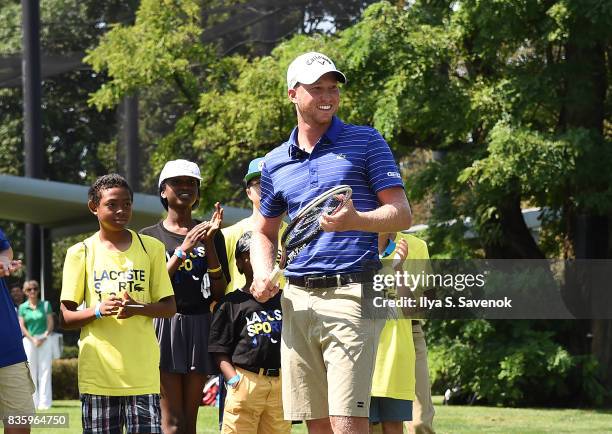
[402,233,430,260]
[146,237,175,302]
[221,225,240,293]
[221,225,236,262]
[60,242,86,305]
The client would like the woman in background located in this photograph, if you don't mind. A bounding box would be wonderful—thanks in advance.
[18,280,54,410]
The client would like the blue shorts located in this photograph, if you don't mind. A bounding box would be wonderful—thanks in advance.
[80,393,161,434]
[369,396,413,423]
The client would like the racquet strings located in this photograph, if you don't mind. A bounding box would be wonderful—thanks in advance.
[283,192,346,252]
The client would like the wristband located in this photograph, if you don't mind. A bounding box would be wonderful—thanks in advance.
[207,265,222,273]
[226,374,241,386]
[174,248,187,261]
[94,302,102,319]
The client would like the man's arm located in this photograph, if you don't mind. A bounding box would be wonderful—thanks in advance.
[320,186,412,233]
[250,212,283,302]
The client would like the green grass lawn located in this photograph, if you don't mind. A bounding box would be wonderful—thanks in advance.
[30,397,612,433]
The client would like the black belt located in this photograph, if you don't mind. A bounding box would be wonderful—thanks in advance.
[288,271,374,289]
[412,320,421,325]
[238,366,280,377]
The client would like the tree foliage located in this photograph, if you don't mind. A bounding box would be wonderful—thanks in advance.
[427,320,607,406]
[0,0,135,183]
[86,0,378,204]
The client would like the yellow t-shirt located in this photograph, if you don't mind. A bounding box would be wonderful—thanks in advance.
[221,217,287,294]
[60,230,174,396]
[371,233,430,400]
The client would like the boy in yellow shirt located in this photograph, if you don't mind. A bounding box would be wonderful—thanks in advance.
[372,232,436,434]
[59,174,176,434]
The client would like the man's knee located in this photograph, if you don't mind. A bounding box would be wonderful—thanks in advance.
[306,417,333,434]
[330,415,369,434]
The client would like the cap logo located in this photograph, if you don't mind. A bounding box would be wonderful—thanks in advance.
[257,160,264,171]
[306,54,332,66]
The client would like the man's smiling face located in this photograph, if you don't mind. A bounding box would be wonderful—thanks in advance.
[289,72,340,128]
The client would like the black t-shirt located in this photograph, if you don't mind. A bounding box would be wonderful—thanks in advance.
[209,289,282,370]
[140,221,230,314]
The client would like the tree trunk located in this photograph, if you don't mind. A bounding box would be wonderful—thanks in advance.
[591,319,612,404]
[483,191,544,259]
[562,9,610,395]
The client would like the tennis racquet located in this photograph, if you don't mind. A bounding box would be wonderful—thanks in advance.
[268,184,353,285]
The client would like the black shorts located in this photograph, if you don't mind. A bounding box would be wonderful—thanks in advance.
[155,312,218,375]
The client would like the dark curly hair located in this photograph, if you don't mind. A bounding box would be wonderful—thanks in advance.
[236,231,252,256]
[88,174,133,206]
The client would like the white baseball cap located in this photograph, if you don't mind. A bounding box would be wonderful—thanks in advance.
[286,52,347,90]
[158,159,202,187]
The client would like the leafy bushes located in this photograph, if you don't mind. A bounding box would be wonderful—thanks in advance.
[427,320,608,407]
[52,358,78,400]
[61,345,79,359]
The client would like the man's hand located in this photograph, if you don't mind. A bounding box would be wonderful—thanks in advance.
[250,275,279,303]
[319,198,360,232]
[0,257,21,277]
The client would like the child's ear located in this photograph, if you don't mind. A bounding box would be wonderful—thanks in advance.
[160,187,167,200]
[87,200,98,215]
[236,255,245,275]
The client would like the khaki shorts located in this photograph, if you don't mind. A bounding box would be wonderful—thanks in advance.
[222,367,291,434]
[0,361,36,420]
[280,282,383,420]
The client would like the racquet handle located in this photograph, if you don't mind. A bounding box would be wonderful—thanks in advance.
[269,264,283,286]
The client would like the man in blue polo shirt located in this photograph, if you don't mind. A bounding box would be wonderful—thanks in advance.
[251,52,412,434]
[0,228,35,433]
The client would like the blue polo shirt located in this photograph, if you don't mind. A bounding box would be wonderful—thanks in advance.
[0,228,27,368]
[260,116,404,277]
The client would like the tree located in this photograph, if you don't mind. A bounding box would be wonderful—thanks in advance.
[0,0,139,183]
[86,0,379,204]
